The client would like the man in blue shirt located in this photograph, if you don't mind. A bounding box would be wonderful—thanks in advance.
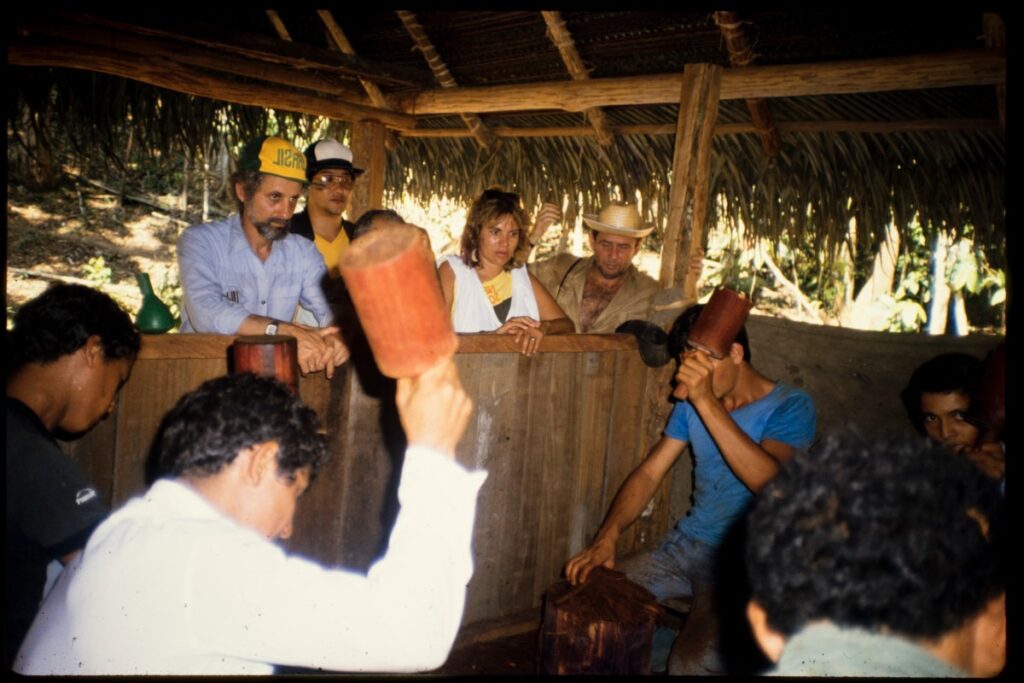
[565,304,816,674]
[177,136,349,377]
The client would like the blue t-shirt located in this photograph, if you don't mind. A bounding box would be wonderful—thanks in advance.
[665,382,816,545]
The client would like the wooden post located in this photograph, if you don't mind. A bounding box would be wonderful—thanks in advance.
[659,63,721,297]
[982,13,1005,132]
[348,119,387,223]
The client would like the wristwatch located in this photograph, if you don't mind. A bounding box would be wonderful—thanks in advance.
[264,321,279,336]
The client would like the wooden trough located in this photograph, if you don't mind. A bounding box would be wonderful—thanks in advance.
[59,320,1002,631]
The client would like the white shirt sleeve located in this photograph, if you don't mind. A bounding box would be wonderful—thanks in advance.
[187,446,486,673]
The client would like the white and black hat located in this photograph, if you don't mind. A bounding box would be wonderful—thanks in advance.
[303,138,365,179]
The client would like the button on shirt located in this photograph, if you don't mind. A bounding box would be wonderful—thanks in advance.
[177,214,333,333]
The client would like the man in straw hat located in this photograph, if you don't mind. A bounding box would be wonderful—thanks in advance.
[177,136,349,377]
[529,203,659,334]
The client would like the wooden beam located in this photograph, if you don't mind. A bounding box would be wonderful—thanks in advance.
[264,10,293,42]
[51,10,428,88]
[347,120,387,223]
[396,10,497,149]
[16,17,369,104]
[982,13,1006,132]
[660,64,721,294]
[391,49,1005,115]
[396,118,1000,139]
[713,11,781,157]
[541,11,614,146]
[317,10,400,151]
[8,39,419,129]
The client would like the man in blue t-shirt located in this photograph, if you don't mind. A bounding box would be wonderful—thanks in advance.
[565,304,816,674]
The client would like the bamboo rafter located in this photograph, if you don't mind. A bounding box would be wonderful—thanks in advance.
[713,11,781,157]
[396,10,496,149]
[541,11,614,147]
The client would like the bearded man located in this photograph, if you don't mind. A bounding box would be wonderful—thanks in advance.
[177,136,348,377]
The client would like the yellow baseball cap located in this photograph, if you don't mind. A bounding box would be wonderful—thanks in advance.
[238,136,307,183]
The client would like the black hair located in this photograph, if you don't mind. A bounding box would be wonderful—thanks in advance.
[156,373,330,484]
[353,208,406,239]
[746,431,1004,640]
[8,283,140,371]
[666,303,751,361]
[900,353,984,434]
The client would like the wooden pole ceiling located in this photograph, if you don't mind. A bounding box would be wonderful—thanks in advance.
[713,11,781,157]
[391,50,1005,115]
[395,10,496,149]
[541,11,615,147]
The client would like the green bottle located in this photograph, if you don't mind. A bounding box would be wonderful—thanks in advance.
[134,272,176,334]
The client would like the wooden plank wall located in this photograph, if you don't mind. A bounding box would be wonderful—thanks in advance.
[59,332,668,628]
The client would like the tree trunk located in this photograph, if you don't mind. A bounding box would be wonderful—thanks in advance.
[841,221,900,329]
[948,291,969,336]
[926,232,951,335]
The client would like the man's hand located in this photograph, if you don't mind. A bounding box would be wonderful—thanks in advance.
[318,327,350,379]
[959,442,1005,481]
[396,358,473,457]
[529,203,562,246]
[279,322,333,376]
[497,316,544,356]
[674,349,716,403]
[565,535,618,586]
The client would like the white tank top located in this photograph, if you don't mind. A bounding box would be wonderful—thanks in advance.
[443,255,540,333]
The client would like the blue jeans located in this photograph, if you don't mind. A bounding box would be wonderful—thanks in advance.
[617,528,718,601]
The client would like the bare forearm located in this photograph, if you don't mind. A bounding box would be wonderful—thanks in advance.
[691,395,782,491]
[236,315,277,336]
[593,469,662,543]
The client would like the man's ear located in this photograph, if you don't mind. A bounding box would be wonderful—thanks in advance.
[82,335,105,367]
[729,341,745,364]
[239,441,281,487]
[234,180,247,204]
[746,600,787,663]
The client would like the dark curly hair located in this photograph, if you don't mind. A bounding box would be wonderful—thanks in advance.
[8,283,140,370]
[746,431,1004,640]
[667,303,751,362]
[900,352,983,434]
[459,188,531,271]
[156,373,330,484]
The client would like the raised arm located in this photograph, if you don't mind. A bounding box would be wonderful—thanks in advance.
[676,350,806,492]
[564,436,687,585]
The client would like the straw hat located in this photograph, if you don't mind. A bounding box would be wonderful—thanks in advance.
[582,203,653,239]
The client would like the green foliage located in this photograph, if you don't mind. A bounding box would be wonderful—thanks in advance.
[82,256,112,285]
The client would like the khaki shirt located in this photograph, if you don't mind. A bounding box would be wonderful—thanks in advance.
[529,254,659,333]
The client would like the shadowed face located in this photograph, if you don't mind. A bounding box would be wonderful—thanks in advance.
[62,354,133,435]
[590,231,641,279]
[252,466,311,541]
[920,390,980,453]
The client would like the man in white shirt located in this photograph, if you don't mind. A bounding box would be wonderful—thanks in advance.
[15,361,484,675]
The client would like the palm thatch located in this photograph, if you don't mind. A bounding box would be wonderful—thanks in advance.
[7,9,1005,267]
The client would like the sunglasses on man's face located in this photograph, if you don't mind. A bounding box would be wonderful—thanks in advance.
[311,173,355,189]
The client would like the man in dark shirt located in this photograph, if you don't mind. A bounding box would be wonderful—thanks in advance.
[5,284,140,666]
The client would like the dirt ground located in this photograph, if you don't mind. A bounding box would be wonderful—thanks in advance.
[6,180,184,320]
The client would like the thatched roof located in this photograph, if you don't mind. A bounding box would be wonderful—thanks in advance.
[8,9,1006,263]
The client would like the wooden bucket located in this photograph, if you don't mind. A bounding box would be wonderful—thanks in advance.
[230,335,300,395]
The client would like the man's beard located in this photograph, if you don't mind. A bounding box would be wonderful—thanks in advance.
[253,218,290,241]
